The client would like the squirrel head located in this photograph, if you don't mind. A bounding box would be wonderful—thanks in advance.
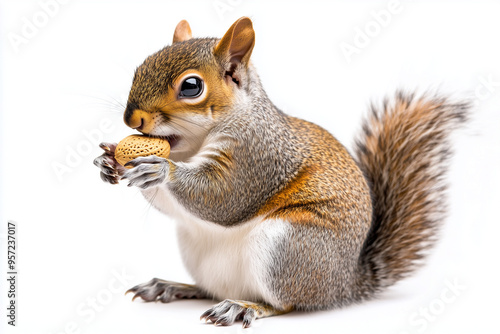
[124,17,256,155]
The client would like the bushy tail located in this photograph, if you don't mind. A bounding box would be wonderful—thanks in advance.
[354,91,469,298]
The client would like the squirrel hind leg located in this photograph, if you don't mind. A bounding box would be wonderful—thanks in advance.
[125,278,206,303]
[200,299,292,328]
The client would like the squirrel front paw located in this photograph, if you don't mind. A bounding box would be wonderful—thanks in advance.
[121,155,171,189]
[93,142,126,184]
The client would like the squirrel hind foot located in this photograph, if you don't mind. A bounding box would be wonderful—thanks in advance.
[200,299,292,328]
[126,278,206,303]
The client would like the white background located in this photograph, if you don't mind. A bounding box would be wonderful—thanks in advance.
[1,0,499,333]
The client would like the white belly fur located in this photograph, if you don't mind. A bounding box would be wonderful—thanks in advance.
[142,186,290,307]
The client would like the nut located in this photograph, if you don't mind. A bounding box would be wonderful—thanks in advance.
[114,135,170,168]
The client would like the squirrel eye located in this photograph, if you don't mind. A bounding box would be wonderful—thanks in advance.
[179,77,203,98]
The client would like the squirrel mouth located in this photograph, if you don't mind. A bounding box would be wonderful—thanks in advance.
[139,132,180,150]
[164,134,180,149]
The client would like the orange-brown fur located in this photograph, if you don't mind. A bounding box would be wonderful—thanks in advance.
[259,117,372,232]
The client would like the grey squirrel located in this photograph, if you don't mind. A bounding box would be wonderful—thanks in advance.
[93,17,469,327]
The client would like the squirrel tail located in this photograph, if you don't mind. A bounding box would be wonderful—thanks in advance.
[354,91,469,299]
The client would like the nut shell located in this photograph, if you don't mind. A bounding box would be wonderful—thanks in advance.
[114,135,170,168]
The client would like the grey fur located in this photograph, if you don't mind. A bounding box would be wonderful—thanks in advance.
[166,68,306,226]
[268,224,365,310]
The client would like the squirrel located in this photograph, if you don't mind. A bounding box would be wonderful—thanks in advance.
[94,17,469,327]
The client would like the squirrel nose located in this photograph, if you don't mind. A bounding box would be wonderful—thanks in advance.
[124,109,152,131]
[129,116,144,130]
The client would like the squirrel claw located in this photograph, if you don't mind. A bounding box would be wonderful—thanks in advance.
[99,142,116,152]
[200,300,258,327]
[126,278,206,303]
[200,299,289,328]
[99,143,110,152]
[121,156,170,189]
[94,142,126,184]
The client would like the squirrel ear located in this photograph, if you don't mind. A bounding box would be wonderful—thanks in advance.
[173,20,192,43]
[214,17,255,67]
